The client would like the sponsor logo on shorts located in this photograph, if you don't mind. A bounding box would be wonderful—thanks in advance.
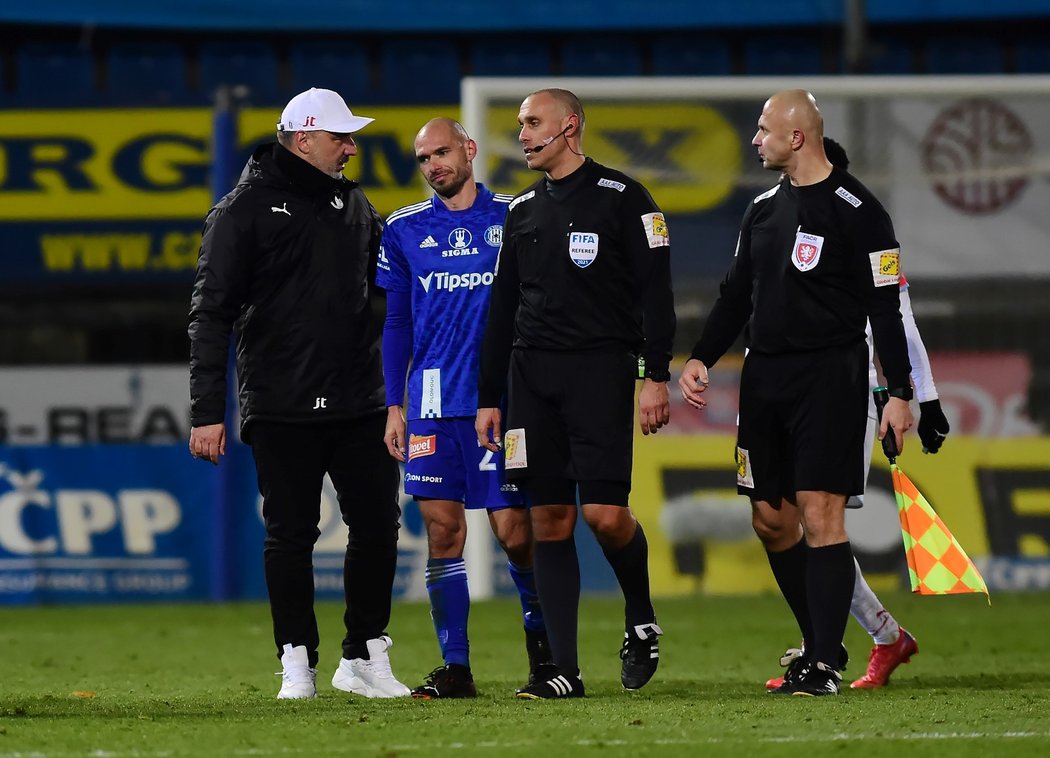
[405,473,444,483]
[408,434,437,461]
[870,248,901,287]
[504,428,528,470]
[736,447,755,489]
[641,212,670,248]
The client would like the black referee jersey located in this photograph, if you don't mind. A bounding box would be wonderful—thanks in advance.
[691,166,911,392]
[478,158,676,406]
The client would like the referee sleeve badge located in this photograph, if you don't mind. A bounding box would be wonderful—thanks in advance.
[641,212,670,248]
[870,248,902,287]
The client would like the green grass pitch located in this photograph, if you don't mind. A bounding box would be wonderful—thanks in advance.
[1,592,1048,756]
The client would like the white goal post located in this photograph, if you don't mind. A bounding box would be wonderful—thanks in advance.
[459,74,1050,599]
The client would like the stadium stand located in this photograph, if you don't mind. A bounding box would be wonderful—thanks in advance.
[560,35,644,76]
[289,39,374,105]
[470,36,554,77]
[107,42,189,105]
[15,42,96,106]
[925,35,1005,74]
[651,33,733,76]
[199,40,283,105]
[1015,35,1050,72]
[863,32,915,74]
[378,38,461,103]
[742,32,827,75]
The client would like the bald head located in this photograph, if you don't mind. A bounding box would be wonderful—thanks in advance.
[765,89,824,140]
[526,88,586,129]
[414,116,477,203]
[416,117,469,146]
[752,89,832,185]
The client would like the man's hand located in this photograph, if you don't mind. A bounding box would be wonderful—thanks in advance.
[678,358,711,410]
[918,399,950,454]
[189,423,226,465]
[384,405,406,462]
[879,397,914,456]
[638,379,670,435]
[476,407,503,452]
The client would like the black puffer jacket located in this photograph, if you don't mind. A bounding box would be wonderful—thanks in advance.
[189,142,385,440]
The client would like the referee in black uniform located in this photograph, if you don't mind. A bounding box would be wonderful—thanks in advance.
[476,88,676,699]
[680,90,914,696]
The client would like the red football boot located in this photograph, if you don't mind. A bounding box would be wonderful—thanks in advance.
[850,628,918,689]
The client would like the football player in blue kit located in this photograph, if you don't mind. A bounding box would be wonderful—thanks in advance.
[377,118,554,698]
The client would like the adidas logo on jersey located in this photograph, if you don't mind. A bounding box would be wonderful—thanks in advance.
[419,236,439,248]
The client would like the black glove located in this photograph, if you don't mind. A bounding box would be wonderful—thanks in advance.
[918,399,950,454]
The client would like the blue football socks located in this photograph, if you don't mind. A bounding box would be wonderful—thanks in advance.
[507,560,545,632]
[425,557,470,668]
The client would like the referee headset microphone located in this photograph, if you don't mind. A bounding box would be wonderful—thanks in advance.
[531,120,578,154]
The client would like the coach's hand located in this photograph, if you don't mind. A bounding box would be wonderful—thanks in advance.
[918,399,950,454]
[189,422,226,465]
[639,379,670,435]
[476,407,503,452]
[384,405,406,462]
[678,358,711,410]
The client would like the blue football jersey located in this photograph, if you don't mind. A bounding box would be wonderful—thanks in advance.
[377,184,511,420]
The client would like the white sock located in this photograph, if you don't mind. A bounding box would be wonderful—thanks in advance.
[849,557,900,645]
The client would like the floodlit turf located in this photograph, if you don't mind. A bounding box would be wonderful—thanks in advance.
[1,592,1048,757]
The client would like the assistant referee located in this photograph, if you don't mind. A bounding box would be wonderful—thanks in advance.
[476,88,676,699]
[679,90,914,696]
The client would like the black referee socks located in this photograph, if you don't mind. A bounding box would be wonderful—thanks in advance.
[533,536,581,676]
[806,541,856,669]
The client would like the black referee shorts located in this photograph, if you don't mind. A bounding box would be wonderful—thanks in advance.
[504,347,635,506]
[736,342,868,503]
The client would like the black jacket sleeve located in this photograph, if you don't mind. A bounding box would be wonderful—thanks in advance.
[849,203,911,392]
[188,202,250,427]
[477,212,520,408]
[625,183,675,380]
[690,209,755,367]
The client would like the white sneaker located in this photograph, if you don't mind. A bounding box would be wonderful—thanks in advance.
[277,644,316,699]
[331,635,410,698]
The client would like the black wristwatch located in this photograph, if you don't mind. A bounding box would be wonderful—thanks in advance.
[645,368,671,383]
[887,386,914,402]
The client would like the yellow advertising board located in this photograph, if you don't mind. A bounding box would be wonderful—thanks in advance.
[482,101,742,213]
[0,106,444,221]
[632,435,1050,596]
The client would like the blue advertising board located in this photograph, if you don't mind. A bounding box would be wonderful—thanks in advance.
[0,444,618,604]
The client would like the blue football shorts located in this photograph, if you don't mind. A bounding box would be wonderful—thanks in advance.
[404,416,525,510]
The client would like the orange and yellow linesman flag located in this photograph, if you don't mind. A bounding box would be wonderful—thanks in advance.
[891,463,989,601]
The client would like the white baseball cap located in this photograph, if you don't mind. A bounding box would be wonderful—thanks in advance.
[277,87,374,134]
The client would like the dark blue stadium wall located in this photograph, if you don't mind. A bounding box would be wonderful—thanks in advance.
[2,0,1049,30]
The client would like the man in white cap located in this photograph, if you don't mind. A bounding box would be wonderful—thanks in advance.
[189,88,410,700]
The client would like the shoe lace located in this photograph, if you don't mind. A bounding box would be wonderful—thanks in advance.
[362,654,396,680]
[422,666,447,686]
[278,662,315,685]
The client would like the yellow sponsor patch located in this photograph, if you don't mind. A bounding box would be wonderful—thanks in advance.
[870,248,902,288]
[642,212,670,248]
[504,428,528,470]
[736,446,754,488]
